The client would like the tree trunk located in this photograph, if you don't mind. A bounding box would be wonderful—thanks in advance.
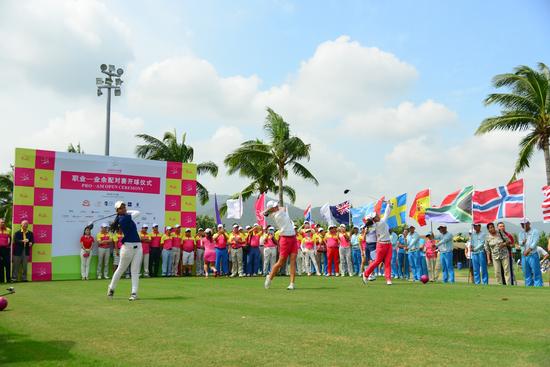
[278,165,284,207]
[544,138,550,186]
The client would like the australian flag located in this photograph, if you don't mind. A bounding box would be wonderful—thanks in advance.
[472,179,524,224]
[329,201,351,225]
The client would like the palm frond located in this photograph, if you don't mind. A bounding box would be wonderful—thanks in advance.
[196,181,209,205]
[475,113,536,135]
[197,161,218,177]
[513,131,539,178]
[291,162,319,185]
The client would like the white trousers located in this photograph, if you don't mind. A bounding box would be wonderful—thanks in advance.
[80,249,91,278]
[303,249,320,274]
[339,247,353,275]
[109,242,143,295]
[263,247,277,275]
[142,253,149,276]
[97,247,110,278]
[231,247,243,276]
[195,249,204,275]
[296,248,305,275]
[171,248,181,275]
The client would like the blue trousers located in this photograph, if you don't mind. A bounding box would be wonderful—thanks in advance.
[398,252,408,278]
[352,248,362,274]
[408,251,420,280]
[522,253,543,287]
[320,252,328,274]
[161,249,172,276]
[246,247,261,275]
[391,249,398,277]
[471,251,488,285]
[215,248,229,275]
[420,255,428,277]
[440,251,455,283]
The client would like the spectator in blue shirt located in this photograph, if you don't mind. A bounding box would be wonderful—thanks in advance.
[435,224,455,283]
[517,219,543,287]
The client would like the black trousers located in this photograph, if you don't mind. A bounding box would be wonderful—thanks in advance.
[149,247,161,277]
[0,247,11,283]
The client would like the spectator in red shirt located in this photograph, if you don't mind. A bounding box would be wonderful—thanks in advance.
[80,227,94,280]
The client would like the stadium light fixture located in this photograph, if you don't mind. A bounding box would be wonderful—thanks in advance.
[96,63,124,156]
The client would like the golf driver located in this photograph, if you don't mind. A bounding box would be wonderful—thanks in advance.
[84,213,117,231]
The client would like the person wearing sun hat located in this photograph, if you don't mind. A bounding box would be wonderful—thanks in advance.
[139,224,151,278]
[228,225,245,277]
[518,218,543,287]
[435,224,455,283]
[262,226,278,275]
[195,228,205,276]
[181,228,196,276]
[263,200,298,290]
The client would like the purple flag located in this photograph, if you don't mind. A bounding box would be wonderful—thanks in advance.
[214,193,222,225]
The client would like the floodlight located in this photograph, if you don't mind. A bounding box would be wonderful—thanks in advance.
[116,68,124,76]
[114,89,121,97]
[108,64,115,72]
[105,77,112,85]
[97,89,103,97]
[96,78,104,85]
[100,64,108,72]
[115,78,122,86]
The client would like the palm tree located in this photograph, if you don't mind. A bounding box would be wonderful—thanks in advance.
[476,63,550,184]
[135,130,218,204]
[67,142,84,153]
[0,171,13,226]
[224,108,318,206]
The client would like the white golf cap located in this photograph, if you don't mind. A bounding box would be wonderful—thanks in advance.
[318,228,325,232]
[520,218,530,224]
[253,223,259,227]
[166,226,172,231]
[232,224,239,228]
[245,225,251,230]
[142,224,148,228]
[101,223,108,228]
[205,228,212,233]
[238,226,243,231]
[339,224,346,228]
[175,224,181,228]
[304,220,310,224]
[152,223,159,227]
[114,200,125,209]
[185,228,191,232]
[217,224,224,228]
[268,226,275,231]
[198,228,204,231]
[266,200,278,210]
[437,224,447,229]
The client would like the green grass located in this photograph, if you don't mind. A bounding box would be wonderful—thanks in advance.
[0,277,549,367]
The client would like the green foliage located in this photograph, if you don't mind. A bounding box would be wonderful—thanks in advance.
[475,63,550,184]
[196,215,217,231]
[537,231,547,248]
[135,130,218,205]
[67,142,84,154]
[0,171,13,227]
[224,108,318,207]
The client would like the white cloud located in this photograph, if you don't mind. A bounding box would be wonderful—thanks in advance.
[0,0,133,94]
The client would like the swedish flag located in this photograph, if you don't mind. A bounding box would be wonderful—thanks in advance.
[382,193,407,229]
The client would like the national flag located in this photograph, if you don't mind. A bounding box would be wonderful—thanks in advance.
[542,185,550,223]
[320,203,335,226]
[329,201,351,225]
[304,204,312,222]
[214,193,222,225]
[384,193,407,229]
[472,179,524,224]
[350,206,369,227]
[226,194,243,219]
[409,189,430,227]
[425,186,473,223]
[255,193,266,227]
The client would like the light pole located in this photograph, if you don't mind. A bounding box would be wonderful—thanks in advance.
[96,64,124,156]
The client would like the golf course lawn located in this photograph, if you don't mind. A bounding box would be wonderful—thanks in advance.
[0,276,549,367]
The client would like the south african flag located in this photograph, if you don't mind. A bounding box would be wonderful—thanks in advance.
[425,186,473,223]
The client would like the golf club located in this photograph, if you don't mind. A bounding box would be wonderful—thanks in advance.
[0,287,15,297]
[84,213,117,231]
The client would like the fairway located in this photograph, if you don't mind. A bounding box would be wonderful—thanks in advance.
[0,278,549,367]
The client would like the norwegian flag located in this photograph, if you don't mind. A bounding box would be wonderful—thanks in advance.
[472,179,524,224]
[542,186,550,223]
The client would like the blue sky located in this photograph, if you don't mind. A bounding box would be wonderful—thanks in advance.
[1,0,549,220]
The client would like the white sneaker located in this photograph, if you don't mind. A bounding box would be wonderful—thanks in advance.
[386,280,393,285]
[368,275,376,281]
[362,273,368,285]
[97,276,102,280]
[287,283,295,290]
[348,274,354,277]
[264,276,272,289]
[316,272,321,276]
[128,293,138,301]
[104,276,110,280]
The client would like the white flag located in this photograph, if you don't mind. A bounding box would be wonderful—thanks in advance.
[226,194,243,219]
[320,203,335,226]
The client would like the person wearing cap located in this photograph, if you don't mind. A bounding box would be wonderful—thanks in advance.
[149,224,162,277]
[517,219,543,287]
[351,227,362,276]
[497,222,516,285]
[213,224,229,276]
[362,203,394,285]
[181,228,196,276]
[227,225,244,277]
[242,225,251,274]
[390,230,399,278]
[324,225,340,276]
[470,223,488,285]
[263,201,299,290]
[364,222,378,277]
[424,233,438,282]
[79,226,94,280]
[160,226,173,277]
[246,224,263,276]
[301,228,321,276]
[170,225,183,276]
[96,223,113,280]
[12,220,33,282]
[262,227,278,275]
[397,229,409,280]
[202,228,218,276]
[107,201,143,301]
[0,219,12,284]
[195,228,205,276]
[337,225,353,277]
[316,228,328,275]
[484,222,512,285]
[435,224,454,283]
[139,224,151,278]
